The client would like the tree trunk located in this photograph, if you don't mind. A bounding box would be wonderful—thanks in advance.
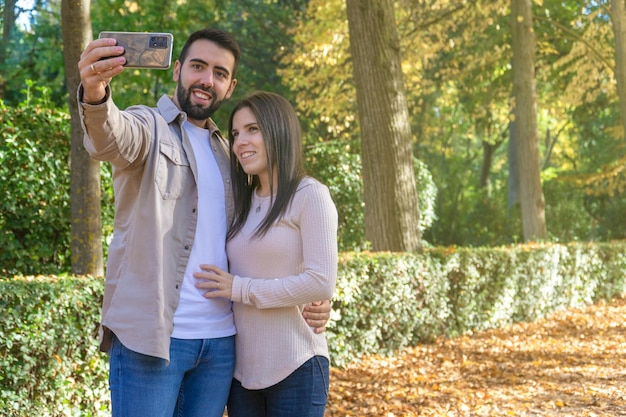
[61,0,104,276]
[1,0,17,98]
[510,0,547,241]
[479,141,495,190]
[610,0,626,134]
[346,0,422,252]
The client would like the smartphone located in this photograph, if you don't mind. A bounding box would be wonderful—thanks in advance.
[98,31,174,69]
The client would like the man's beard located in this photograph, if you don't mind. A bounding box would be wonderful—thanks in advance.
[176,84,224,122]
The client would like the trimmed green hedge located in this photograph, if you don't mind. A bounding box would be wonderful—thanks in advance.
[0,275,108,417]
[2,242,625,415]
[0,95,72,276]
[330,242,626,365]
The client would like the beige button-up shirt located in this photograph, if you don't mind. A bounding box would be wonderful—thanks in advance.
[78,87,233,361]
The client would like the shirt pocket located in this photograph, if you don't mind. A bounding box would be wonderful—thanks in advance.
[156,142,191,199]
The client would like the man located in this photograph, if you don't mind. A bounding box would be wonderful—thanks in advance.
[77,28,330,417]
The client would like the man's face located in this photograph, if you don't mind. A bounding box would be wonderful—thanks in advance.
[173,39,237,127]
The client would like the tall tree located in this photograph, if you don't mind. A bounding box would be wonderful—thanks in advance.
[510,0,547,241]
[345,0,422,251]
[61,0,104,276]
[1,0,17,98]
[610,0,626,136]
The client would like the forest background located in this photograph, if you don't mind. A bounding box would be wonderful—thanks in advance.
[1,0,625,277]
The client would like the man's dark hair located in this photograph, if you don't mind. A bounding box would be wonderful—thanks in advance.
[178,28,241,79]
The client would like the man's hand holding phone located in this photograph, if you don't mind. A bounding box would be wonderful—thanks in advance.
[78,37,127,104]
[78,32,173,105]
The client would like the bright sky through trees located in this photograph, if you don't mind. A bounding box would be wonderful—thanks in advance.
[16,0,34,29]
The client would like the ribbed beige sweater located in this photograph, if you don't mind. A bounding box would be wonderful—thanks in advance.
[227,177,338,389]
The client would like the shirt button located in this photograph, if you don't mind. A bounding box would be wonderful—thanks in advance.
[184,245,190,250]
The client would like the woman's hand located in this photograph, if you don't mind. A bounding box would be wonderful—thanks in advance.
[303,300,332,334]
[194,264,234,299]
[195,267,332,334]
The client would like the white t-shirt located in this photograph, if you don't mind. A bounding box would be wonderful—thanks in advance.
[171,121,235,339]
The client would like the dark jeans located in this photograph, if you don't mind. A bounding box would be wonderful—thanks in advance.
[227,355,330,417]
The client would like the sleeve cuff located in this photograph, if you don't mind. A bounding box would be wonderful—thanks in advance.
[77,83,110,106]
[231,275,251,304]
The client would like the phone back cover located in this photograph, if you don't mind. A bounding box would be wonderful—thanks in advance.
[99,32,173,69]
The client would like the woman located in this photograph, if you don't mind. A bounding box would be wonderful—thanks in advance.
[194,91,338,417]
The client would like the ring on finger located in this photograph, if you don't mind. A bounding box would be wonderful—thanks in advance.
[90,63,96,74]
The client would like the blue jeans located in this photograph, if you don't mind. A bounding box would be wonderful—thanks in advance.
[109,334,235,417]
[226,355,329,417]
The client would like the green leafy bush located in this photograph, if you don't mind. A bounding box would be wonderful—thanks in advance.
[328,252,450,365]
[0,87,71,275]
[0,275,108,417]
[0,83,116,276]
[543,179,597,242]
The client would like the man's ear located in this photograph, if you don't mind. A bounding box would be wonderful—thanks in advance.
[225,79,237,100]
[172,60,181,82]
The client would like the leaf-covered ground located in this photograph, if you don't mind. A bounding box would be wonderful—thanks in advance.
[326,296,626,416]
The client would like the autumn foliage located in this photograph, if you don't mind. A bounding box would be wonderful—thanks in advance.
[327,296,626,416]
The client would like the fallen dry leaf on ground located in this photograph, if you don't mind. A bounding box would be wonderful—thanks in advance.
[326,296,626,416]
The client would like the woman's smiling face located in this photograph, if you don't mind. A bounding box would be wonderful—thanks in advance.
[231,106,270,185]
